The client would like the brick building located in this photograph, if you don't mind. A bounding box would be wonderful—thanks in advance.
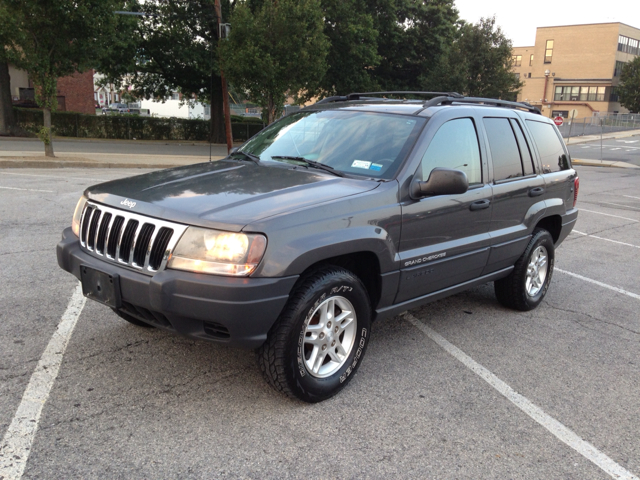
[8,66,96,115]
[512,22,640,119]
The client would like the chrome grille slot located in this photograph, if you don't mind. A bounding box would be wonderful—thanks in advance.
[106,216,125,258]
[77,201,187,275]
[87,209,102,250]
[119,220,139,262]
[95,212,112,255]
[133,223,155,267]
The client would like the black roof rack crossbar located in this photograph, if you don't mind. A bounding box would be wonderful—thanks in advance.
[315,91,464,105]
[423,96,541,115]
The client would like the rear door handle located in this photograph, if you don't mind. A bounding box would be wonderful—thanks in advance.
[529,187,545,197]
[470,199,491,211]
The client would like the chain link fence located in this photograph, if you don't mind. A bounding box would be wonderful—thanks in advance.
[557,113,640,140]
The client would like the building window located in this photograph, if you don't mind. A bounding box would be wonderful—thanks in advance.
[614,61,626,77]
[515,73,520,80]
[512,55,522,67]
[555,86,605,102]
[610,87,619,102]
[114,93,119,101]
[544,40,554,64]
[528,72,532,78]
[171,92,180,100]
[529,54,534,66]
[618,35,640,55]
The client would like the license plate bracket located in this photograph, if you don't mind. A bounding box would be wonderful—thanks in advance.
[80,265,121,308]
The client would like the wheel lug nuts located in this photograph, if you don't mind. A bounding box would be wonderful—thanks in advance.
[334,326,339,333]
[327,321,332,328]
[331,341,335,347]
[322,344,327,350]
[319,333,325,339]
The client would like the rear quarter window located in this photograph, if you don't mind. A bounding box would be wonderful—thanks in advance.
[526,120,570,173]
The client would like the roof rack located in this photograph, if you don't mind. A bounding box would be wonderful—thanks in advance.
[423,95,542,115]
[315,91,463,104]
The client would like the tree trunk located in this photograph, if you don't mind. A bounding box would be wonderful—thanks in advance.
[43,107,55,157]
[209,73,226,144]
[0,61,16,135]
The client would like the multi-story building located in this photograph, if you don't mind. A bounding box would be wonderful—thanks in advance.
[512,22,639,119]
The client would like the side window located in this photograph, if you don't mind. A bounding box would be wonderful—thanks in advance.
[526,120,570,173]
[420,118,482,185]
[483,118,523,181]
[510,119,535,175]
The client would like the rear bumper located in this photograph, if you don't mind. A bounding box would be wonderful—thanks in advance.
[57,227,298,349]
[557,208,579,247]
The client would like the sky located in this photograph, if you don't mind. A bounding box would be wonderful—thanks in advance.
[454,0,640,46]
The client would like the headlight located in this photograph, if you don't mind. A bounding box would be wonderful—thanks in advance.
[71,196,88,237]
[167,227,267,276]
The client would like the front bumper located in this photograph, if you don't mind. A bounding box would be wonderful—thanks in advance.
[57,227,298,349]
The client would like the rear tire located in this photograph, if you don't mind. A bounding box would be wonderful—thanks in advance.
[495,229,555,311]
[257,267,371,403]
[111,308,155,328]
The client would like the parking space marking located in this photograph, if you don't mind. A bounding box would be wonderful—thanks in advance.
[599,202,640,211]
[556,269,640,301]
[579,209,639,222]
[404,313,639,480]
[623,195,640,201]
[0,186,54,193]
[572,230,640,249]
[0,284,86,480]
[0,171,115,182]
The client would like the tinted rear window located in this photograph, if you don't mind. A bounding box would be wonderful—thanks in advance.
[483,118,523,181]
[526,120,570,173]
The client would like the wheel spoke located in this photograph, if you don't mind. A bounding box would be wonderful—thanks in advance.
[312,349,326,374]
[335,342,347,358]
[328,347,342,363]
[334,309,351,325]
[337,314,354,332]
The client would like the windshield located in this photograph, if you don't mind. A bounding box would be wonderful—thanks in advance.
[238,110,425,179]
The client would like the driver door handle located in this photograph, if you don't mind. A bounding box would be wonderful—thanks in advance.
[470,199,491,211]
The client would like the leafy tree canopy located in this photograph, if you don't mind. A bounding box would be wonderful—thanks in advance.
[220,0,329,123]
[619,56,640,113]
[3,0,121,155]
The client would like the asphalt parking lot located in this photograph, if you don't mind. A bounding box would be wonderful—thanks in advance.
[568,137,640,165]
[1,166,639,479]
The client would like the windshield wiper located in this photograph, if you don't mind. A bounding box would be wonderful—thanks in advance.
[230,151,260,165]
[270,156,344,177]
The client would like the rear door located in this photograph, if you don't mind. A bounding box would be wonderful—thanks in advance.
[397,112,493,303]
[480,114,547,274]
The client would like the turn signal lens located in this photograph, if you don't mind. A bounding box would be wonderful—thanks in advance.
[573,177,580,208]
[71,196,88,237]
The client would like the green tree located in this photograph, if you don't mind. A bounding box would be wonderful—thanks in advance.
[437,17,522,99]
[0,1,21,135]
[97,0,232,143]
[619,56,640,113]
[317,0,380,95]
[4,0,120,156]
[220,0,329,123]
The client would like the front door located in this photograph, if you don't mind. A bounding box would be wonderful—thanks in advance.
[397,116,493,303]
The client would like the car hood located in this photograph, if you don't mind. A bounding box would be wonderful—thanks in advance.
[85,160,379,232]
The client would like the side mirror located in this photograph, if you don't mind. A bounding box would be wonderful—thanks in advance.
[413,167,469,198]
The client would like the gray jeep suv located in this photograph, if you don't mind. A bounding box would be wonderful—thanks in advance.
[57,92,579,402]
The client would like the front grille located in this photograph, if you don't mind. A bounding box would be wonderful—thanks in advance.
[79,201,188,274]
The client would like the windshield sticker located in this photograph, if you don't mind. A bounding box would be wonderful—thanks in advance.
[352,160,371,169]
[370,163,383,171]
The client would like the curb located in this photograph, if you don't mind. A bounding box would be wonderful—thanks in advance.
[0,160,190,169]
[571,158,640,169]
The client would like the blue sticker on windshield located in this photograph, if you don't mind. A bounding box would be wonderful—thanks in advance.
[370,163,383,171]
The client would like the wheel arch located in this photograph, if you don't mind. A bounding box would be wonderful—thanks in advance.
[534,215,562,243]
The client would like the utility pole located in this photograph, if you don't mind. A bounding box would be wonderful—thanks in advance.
[215,0,233,154]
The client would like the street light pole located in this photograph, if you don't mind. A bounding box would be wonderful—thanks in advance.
[215,0,233,154]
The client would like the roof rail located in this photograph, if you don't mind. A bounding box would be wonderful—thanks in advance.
[423,96,542,115]
[315,91,463,105]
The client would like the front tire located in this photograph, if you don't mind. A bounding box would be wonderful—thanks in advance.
[495,229,555,311]
[258,267,372,403]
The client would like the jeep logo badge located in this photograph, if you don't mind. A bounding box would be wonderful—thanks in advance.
[120,198,136,209]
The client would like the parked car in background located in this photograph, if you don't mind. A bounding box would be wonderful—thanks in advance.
[102,103,130,115]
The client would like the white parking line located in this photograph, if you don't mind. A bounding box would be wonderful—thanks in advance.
[556,268,640,301]
[572,230,640,249]
[623,195,640,201]
[599,202,640,211]
[0,172,111,182]
[0,284,86,480]
[0,186,54,193]
[579,209,639,222]
[405,313,639,480]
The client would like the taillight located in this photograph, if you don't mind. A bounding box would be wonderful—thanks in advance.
[573,177,579,207]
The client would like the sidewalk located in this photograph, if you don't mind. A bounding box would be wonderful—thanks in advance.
[564,128,640,146]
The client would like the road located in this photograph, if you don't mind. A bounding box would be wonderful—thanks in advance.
[568,137,640,165]
[1,166,639,479]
